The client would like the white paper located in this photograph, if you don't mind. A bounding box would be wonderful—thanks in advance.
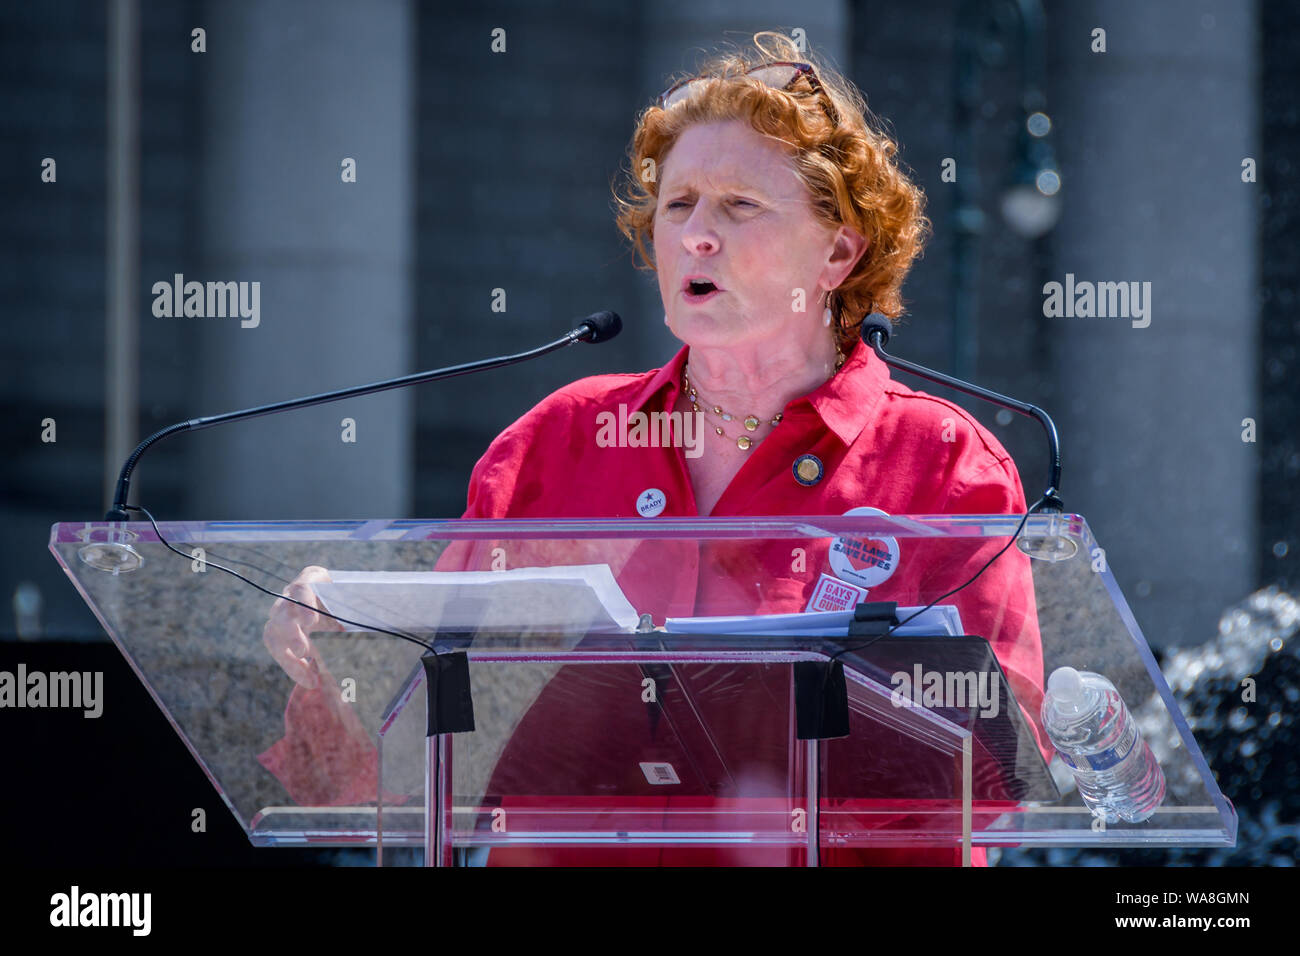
[665,604,964,637]
[311,565,640,634]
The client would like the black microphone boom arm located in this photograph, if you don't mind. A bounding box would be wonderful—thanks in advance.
[104,311,622,520]
[860,313,1063,513]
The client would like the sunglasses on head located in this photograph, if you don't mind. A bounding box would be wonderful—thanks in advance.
[657,61,839,125]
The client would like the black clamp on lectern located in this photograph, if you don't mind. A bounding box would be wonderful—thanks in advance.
[795,601,900,740]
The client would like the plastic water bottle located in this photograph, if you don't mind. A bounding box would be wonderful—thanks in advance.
[1041,666,1166,823]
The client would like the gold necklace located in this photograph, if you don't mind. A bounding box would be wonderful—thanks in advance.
[683,365,781,450]
[682,346,845,451]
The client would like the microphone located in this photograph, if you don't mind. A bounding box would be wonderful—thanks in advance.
[101,311,622,524]
[860,313,1072,558]
[578,310,622,343]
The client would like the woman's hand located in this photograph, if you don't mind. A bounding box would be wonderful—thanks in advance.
[262,565,342,689]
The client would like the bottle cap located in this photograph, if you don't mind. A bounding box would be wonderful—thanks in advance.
[1047,666,1088,717]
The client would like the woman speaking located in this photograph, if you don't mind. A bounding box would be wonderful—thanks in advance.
[261,31,1047,866]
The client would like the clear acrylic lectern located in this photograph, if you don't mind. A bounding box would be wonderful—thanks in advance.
[50,513,1236,865]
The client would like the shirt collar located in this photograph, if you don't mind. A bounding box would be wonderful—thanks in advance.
[627,338,890,447]
[804,338,891,446]
[625,342,690,414]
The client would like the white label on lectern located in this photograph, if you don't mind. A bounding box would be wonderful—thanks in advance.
[640,761,680,785]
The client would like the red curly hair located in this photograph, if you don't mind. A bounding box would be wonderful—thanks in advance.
[612,31,931,349]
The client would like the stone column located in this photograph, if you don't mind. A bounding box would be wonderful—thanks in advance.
[1048,1,1258,647]
[192,0,414,520]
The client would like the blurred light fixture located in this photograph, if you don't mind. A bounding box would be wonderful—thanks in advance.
[1000,110,1061,238]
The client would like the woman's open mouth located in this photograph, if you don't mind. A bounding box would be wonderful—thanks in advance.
[683,278,722,304]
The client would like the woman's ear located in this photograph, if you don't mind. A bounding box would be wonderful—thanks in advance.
[826,225,869,286]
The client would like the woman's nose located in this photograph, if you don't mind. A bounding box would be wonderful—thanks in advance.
[681,206,719,254]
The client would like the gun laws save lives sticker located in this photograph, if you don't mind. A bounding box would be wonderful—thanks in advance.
[827,506,900,591]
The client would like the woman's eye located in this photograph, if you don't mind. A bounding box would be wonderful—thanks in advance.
[663,198,754,211]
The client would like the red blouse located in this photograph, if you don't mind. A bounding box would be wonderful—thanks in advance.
[259,339,1049,866]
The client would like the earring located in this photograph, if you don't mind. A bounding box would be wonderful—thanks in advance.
[823,294,833,327]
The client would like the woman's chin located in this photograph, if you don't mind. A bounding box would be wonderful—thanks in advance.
[666,314,737,348]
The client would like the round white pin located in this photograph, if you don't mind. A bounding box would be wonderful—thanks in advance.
[636,488,667,517]
[828,506,900,589]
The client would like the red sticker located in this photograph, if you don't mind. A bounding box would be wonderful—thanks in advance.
[805,573,869,613]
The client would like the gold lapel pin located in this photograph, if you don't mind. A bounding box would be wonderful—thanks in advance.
[793,454,824,486]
